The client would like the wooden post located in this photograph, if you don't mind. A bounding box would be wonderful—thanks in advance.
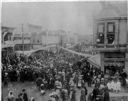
[22,24,24,54]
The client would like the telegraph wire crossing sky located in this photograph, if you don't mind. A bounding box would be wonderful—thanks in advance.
[2,2,102,35]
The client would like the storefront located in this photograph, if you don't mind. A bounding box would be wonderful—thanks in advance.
[103,52,125,74]
[93,16,127,73]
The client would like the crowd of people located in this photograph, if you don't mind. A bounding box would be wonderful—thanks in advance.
[6,89,29,101]
[2,47,128,101]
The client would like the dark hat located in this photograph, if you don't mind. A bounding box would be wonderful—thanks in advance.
[22,89,26,92]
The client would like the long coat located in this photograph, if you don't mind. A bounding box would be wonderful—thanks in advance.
[103,91,110,101]
[23,93,28,101]
[70,89,76,101]
[80,88,86,101]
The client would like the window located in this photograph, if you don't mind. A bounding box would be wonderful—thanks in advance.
[107,22,115,44]
[97,33,104,44]
[107,34,115,44]
[98,24,104,33]
[97,23,105,44]
[107,22,115,33]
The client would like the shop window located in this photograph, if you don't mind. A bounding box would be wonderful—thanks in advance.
[96,23,105,44]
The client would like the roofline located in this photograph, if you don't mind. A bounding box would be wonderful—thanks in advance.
[2,26,15,30]
[96,16,127,21]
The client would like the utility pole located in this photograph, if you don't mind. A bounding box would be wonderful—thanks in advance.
[22,24,24,54]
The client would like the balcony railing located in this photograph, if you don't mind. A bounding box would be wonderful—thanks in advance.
[94,43,127,48]
[93,43,127,52]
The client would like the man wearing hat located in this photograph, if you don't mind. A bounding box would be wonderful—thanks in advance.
[69,85,76,101]
[103,86,110,101]
[55,79,62,89]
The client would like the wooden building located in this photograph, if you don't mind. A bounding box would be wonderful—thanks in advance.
[93,2,128,73]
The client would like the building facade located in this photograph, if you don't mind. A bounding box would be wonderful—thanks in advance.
[93,2,128,73]
[13,24,42,51]
[1,26,15,57]
[13,33,31,51]
[2,26,14,44]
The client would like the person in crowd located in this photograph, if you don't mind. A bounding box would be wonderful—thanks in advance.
[88,92,93,101]
[87,73,92,87]
[92,85,100,101]
[7,91,15,101]
[69,86,76,101]
[60,86,68,101]
[30,97,35,101]
[4,72,8,86]
[96,85,104,101]
[115,78,121,93]
[103,86,110,101]
[16,93,23,101]
[69,78,75,89]
[22,89,28,101]
[36,77,43,90]
[80,85,87,101]
[55,79,62,90]
[40,83,45,95]
[107,79,112,91]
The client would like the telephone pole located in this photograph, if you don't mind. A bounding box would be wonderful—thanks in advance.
[22,24,24,54]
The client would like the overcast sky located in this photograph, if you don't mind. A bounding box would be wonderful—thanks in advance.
[2,2,102,35]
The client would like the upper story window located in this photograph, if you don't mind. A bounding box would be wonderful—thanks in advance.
[107,22,115,44]
[107,22,115,33]
[98,24,104,33]
[96,23,105,44]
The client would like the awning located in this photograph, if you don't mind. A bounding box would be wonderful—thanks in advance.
[16,45,57,56]
[59,46,92,57]
[15,45,93,58]
[87,54,101,68]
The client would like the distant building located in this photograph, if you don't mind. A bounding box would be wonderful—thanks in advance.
[67,32,78,45]
[13,33,31,51]
[2,26,14,44]
[41,30,61,46]
[77,34,93,44]
[31,32,42,49]
[58,30,79,47]
[1,26,15,56]
[13,23,42,51]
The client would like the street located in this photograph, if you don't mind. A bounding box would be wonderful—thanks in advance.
[2,82,93,101]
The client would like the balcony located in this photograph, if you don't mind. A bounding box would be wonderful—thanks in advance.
[104,58,125,61]
[93,43,127,52]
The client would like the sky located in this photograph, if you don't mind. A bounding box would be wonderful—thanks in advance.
[2,2,102,35]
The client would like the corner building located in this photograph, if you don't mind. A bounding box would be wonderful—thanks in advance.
[93,2,128,73]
